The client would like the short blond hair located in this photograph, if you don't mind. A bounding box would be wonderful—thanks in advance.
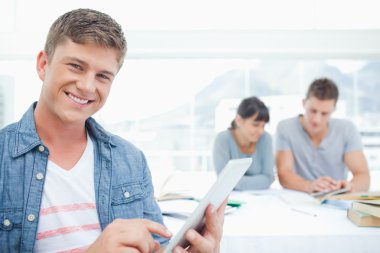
[44,8,127,68]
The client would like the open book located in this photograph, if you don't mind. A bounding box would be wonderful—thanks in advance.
[155,171,247,211]
[155,171,217,202]
[327,191,380,201]
[158,199,238,220]
[313,190,380,210]
[311,187,351,204]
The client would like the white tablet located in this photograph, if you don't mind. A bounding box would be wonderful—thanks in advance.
[163,158,252,253]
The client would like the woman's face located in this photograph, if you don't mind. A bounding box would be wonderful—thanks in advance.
[236,113,266,143]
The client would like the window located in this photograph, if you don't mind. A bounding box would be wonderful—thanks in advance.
[93,59,380,173]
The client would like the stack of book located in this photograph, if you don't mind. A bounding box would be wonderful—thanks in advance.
[347,199,380,227]
[309,190,380,226]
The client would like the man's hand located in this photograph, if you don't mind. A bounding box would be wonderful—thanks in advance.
[172,198,228,253]
[309,176,341,193]
[86,219,172,253]
[335,180,352,192]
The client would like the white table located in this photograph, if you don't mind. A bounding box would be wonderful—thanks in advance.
[163,189,380,253]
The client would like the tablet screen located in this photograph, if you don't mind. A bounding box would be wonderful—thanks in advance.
[163,158,252,253]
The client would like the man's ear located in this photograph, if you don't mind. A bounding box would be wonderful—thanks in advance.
[36,51,48,81]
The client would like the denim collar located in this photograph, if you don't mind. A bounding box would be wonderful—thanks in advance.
[12,102,115,158]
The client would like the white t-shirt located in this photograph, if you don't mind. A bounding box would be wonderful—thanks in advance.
[34,136,101,253]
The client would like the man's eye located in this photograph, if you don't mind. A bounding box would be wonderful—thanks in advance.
[97,74,110,80]
[69,63,82,70]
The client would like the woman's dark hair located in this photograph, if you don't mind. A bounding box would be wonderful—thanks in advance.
[230,96,270,129]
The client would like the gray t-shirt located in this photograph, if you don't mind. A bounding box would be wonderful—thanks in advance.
[213,130,274,190]
[275,116,363,180]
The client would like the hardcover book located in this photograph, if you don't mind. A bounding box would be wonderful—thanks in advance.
[347,207,380,227]
[352,200,380,218]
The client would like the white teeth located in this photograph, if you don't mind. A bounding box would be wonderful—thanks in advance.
[68,93,89,104]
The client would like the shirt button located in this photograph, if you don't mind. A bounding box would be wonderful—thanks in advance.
[27,214,36,222]
[3,219,11,227]
[123,191,130,199]
[38,145,45,152]
[36,173,44,180]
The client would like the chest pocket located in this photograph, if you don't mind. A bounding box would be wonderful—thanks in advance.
[0,209,23,253]
[111,182,146,219]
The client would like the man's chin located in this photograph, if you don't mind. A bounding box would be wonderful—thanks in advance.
[310,128,321,134]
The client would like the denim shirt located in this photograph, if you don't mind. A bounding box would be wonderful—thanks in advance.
[0,103,168,252]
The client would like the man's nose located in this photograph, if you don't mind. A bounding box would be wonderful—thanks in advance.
[313,113,322,124]
[77,74,96,93]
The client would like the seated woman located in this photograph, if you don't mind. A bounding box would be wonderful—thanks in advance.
[213,96,274,190]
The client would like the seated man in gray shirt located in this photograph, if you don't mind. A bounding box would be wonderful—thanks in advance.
[275,78,370,193]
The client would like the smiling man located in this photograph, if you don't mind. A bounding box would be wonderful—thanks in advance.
[0,8,226,253]
[275,78,370,193]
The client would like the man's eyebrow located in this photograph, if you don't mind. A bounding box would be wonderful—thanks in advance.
[64,57,88,67]
[99,70,115,77]
[63,56,115,77]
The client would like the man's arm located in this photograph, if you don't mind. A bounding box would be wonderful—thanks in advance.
[276,150,312,192]
[275,122,316,193]
[344,150,370,192]
[276,150,338,193]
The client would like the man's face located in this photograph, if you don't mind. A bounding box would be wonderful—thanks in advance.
[36,39,119,125]
[302,96,336,135]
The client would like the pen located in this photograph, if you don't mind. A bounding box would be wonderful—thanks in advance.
[290,208,318,217]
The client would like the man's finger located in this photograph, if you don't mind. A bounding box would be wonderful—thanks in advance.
[118,229,155,253]
[142,219,173,238]
[121,247,141,253]
[216,198,229,217]
[321,176,338,185]
[185,229,211,253]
